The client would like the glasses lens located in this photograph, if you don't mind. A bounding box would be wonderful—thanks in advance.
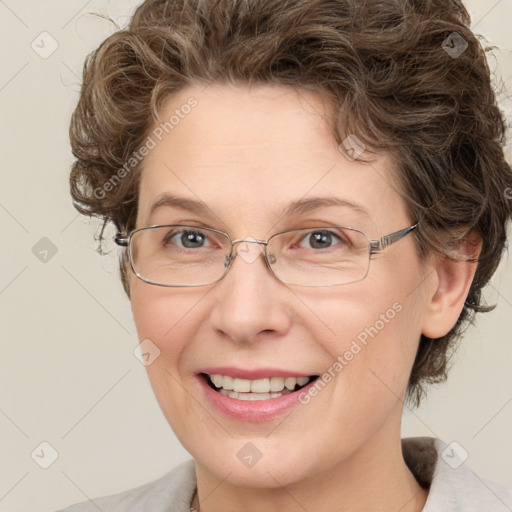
[130,225,231,286]
[267,227,370,286]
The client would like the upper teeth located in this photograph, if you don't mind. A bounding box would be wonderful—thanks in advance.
[208,374,311,393]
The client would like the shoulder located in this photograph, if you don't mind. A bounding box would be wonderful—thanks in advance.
[55,459,196,512]
[402,437,512,512]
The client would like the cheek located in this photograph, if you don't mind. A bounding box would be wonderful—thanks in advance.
[131,280,205,408]
[302,270,426,403]
[130,278,202,348]
[129,281,211,445]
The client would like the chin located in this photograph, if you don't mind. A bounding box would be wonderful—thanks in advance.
[189,436,320,489]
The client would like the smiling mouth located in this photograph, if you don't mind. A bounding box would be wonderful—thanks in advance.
[202,373,319,401]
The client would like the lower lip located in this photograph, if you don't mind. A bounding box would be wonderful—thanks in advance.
[197,375,317,422]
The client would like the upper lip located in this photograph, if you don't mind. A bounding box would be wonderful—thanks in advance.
[199,367,316,380]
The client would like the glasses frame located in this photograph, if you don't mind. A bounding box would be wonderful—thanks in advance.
[114,223,418,287]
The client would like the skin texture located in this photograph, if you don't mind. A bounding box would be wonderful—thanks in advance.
[129,83,478,512]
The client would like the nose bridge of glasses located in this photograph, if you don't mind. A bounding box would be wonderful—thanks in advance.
[231,237,268,247]
[225,237,270,267]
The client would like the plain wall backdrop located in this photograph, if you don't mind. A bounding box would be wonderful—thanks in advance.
[0,1,511,510]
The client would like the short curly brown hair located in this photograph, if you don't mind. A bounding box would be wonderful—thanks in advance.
[69,0,512,407]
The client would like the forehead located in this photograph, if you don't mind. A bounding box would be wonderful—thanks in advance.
[136,83,409,233]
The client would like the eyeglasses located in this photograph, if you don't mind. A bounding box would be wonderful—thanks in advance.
[114,223,418,287]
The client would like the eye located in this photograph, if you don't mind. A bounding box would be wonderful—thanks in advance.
[298,230,344,250]
[163,228,212,249]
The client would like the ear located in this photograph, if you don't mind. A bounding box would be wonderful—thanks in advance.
[422,231,481,339]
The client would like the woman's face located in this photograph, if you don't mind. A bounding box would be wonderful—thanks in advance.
[130,83,436,487]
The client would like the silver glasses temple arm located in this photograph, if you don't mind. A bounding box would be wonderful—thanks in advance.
[369,224,418,254]
[114,234,129,247]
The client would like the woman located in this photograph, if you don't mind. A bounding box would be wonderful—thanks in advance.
[60,0,512,510]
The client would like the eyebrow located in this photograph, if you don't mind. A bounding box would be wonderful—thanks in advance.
[276,196,370,219]
[149,194,212,217]
[149,193,370,220]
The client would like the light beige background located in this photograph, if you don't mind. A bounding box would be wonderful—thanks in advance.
[0,1,511,511]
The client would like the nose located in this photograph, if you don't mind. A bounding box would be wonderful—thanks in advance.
[208,240,292,344]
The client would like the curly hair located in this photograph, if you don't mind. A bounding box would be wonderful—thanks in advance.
[69,0,512,407]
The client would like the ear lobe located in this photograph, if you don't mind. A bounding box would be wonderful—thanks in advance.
[422,232,481,339]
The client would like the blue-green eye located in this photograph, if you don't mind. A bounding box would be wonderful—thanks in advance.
[298,230,345,249]
[163,229,212,249]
